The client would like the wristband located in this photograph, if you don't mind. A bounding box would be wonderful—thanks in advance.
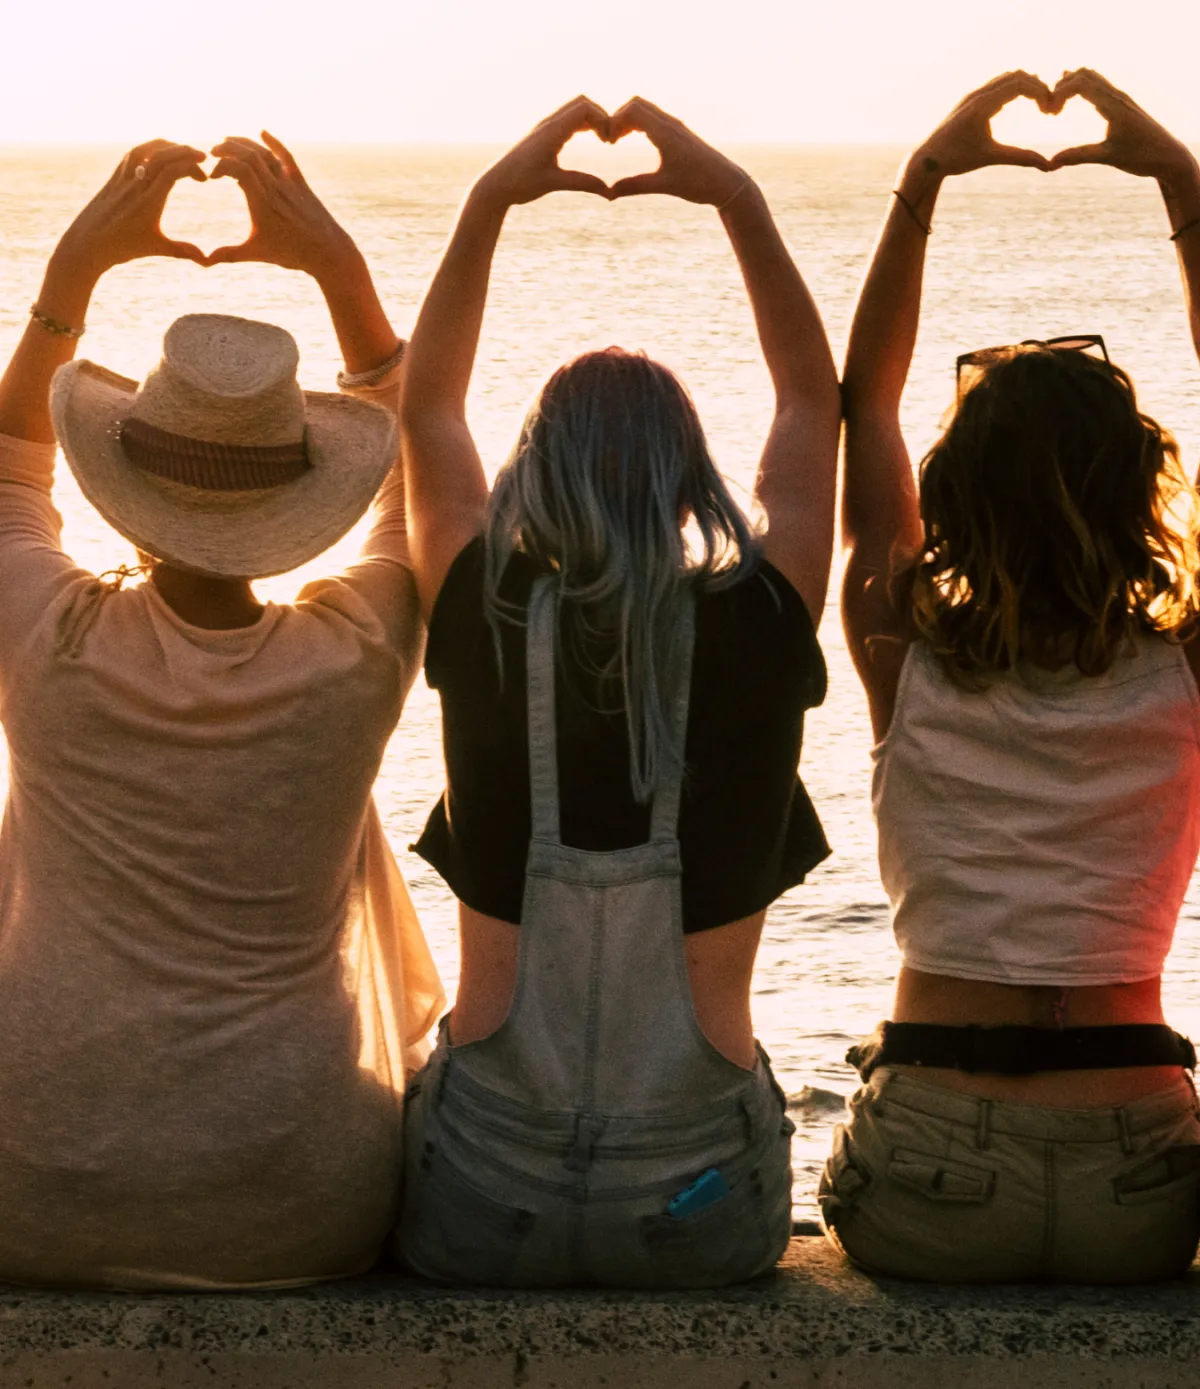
[30,304,85,339]
[336,338,406,390]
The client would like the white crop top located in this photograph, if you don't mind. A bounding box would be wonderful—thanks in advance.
[873,633,1200,986]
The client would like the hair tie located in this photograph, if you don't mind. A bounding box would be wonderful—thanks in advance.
[893,189,932,237]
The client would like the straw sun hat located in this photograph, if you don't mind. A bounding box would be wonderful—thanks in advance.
[50,314,397,579]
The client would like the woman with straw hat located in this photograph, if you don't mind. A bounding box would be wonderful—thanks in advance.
[0,136,442,1288]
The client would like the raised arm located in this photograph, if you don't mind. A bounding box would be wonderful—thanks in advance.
[208,132,401,379]
[1174,180,1200,366]
[1049,70,1200,367]
[0,141,207,445]
[841,73,1051,736]
[208,133,420,645]
[399,98,611,618]
[610,99,840,622]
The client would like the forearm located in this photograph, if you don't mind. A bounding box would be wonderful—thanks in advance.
[1161,154,1200,364]
[840,157,939,554]
[401,186,507,426]
[843,156,940,418]
[720,182,838,414]
[315,242,401,377]
[0,249,99,444]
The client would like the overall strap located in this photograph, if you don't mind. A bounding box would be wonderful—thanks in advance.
[526,576,561,843]
[648,589,696,842]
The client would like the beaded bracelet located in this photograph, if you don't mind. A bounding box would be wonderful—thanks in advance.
[336,338,407,390]
[1171,216,1200,243]
[893,189,932,237]
[30,304,85,339]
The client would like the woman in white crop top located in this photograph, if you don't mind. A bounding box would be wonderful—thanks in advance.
[822,71,1200,1283]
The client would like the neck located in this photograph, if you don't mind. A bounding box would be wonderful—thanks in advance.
[150,563,264,630]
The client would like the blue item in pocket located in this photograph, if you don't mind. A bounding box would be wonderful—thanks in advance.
[666,1167,731,1219]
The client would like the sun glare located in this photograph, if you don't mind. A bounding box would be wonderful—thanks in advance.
[0,0,1196,146]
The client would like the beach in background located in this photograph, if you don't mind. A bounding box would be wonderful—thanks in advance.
[2,144,1199,1218]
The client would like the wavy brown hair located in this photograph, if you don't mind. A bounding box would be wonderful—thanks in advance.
[901,344,1200,685]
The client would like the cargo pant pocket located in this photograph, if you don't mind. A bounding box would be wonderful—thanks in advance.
[1094,1142,1200,1281]
[1113,1145,1200,1207]
[886,1148,997,1204]
[640,1167,773,1288]
[400,1143,537,1286]
[818,1123,871,1224]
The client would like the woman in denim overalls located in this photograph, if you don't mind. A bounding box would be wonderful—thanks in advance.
[396,97,840,1287]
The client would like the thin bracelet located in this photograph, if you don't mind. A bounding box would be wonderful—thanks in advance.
[1171,216,1200,243]
[336,337,406,390]
[29,304,85,339]
[892,189,932,237]
[717,177,752,214]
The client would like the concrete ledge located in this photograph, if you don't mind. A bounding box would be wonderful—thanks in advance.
[3,1238,1200,1387]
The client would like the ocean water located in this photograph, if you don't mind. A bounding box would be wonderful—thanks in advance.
[2,145,1200,1221]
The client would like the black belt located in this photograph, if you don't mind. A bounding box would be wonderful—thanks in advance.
[847,1022,1197,1082]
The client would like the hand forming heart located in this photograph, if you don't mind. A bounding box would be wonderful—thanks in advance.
[469,94,750,216]
[1046,69,1198,186]
[54,128,385,291]
[53,140,210,281]
[205,131,357,278]
[911,68,1198,190]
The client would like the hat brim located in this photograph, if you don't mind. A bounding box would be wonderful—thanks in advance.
[51,360,398,579]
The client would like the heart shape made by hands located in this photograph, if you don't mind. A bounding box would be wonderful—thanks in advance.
[159,163,252,261]
[990,93,1108,160]
[558,129,661,187]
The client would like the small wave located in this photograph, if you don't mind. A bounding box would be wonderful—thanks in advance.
[827,903,889,927]
[786,1084,847,1115]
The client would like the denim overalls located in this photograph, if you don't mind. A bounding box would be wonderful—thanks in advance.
[398,576,794,1287]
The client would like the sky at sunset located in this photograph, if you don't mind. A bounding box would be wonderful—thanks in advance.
[2,0,1197,148]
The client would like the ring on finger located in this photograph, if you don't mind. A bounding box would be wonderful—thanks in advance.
[133,163,148,181]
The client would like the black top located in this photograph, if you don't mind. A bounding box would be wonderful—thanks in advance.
[414,537,830,933]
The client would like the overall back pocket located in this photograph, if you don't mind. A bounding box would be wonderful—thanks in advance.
[400,1144,537,1286]
[641,1167,775,1288]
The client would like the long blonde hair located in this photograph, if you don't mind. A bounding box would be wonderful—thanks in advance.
[900,344,1200,684]
[484,348,758,801]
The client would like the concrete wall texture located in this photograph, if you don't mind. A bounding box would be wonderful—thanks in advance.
[3,1239,1200,1388]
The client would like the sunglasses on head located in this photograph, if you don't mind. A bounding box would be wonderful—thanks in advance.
[955,335,1110,399]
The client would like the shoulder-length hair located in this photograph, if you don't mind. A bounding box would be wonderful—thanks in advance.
[484,347,759,802]
[898,344,1200,685]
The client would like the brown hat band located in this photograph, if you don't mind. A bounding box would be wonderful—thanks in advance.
[119,416,311,492]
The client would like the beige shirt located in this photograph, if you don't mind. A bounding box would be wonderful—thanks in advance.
[0,378,443,1289]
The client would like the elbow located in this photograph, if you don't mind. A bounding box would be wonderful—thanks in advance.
[840,364,906,426]
[775,373,843,434]
[772,392,843,450]
[398,398,465,448]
